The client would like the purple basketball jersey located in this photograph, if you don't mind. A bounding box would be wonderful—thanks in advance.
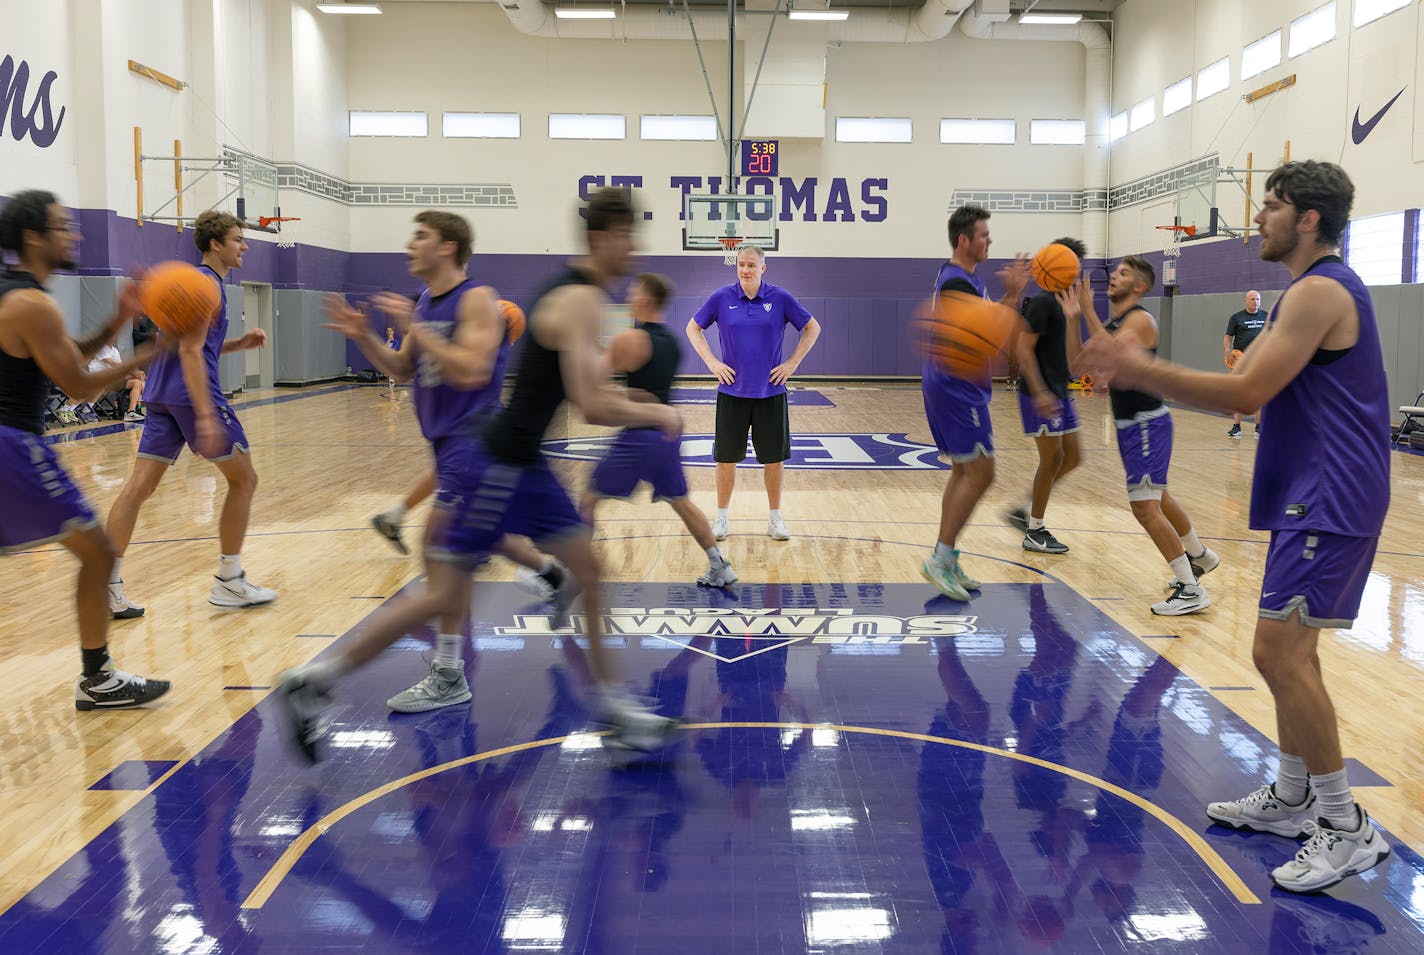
[411,280,511,441]
[143,265,228,406]
[1250,257,1391,537]
[924,262,993,402]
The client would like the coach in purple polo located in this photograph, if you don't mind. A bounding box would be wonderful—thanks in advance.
[685,244,821,542]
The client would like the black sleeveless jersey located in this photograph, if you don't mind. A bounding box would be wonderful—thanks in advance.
[624,321,680,407]
[482,266,597,464]
[1104,305,1165,421]
[0,269,53,435]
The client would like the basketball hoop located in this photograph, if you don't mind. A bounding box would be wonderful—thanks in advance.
[259,215,301,249]
[718,236,745,267]
[1155,224,1195,259]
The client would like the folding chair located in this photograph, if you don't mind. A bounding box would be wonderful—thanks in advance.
[1395,390,1424,449]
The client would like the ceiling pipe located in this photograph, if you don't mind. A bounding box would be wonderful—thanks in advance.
[498,0,977,43]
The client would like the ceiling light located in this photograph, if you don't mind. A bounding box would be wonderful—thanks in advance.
[1020,13,1083,25]
[789,10,850,20]
[316,2,383,14]
[555,6,617,17]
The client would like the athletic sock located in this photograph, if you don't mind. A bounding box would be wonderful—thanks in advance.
[218,553,242,581]
[706,545,726,564]
[1179,528,1204,558]
[1168,554,1197,585]
[109,557,124,587]
[932,541,953,562]
[716,508,729,522]
[386,502,408,521]
[1312,767,1359,830]
[435,633,463,670]
[769,509,783,522]
[81,645,111,677]
[1027,515,1046,531]
[1275,753,1311,806]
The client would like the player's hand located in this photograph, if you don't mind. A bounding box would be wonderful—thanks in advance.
[370,291,416,333]
[1032,391,1061,419]
[707,358,735,386]
[1054,282,1082,322]
[769,360,798,386]
[998,255,1032,300]
[653,404,683,441]
[321,294,372,341]
[241,329,268,349]
[195,413,224,459]
[1075,331,1151,390]
[116,274,146,324]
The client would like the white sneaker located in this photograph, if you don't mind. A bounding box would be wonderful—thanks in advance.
[109,584,145,620]
[1189,546,1221,579]
[1271,807,1391,893]
[1207,783,1318,838]
[767,514,790,541]
[209,571,279,608]
[598,691,680,766]
[387,661,472,713]
[711,514,729,540]
[1151,581,1209,616]
[697,559,739,588]
[515,562,570,600]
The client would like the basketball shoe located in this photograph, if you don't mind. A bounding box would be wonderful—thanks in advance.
[75,663,171,711]
[387,660,472,713]
[108,583,145,620]
[697,556,738,588]
[768,514,791,540]
[1023,528,1069,554]
[1206,783,1317,838]
[921,555,971,601]
[277,667,334,764]
[711,514,729,540]
[1271,806,1391,893]
[370,513,408,555]
[1151,581,1209,615]
[210,572,278,608]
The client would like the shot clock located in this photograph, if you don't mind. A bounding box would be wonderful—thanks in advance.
[740,139,779,177]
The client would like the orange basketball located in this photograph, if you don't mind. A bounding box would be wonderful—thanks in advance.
[1031,242,1081,293]
[915,291,1018,380]
[499,299,525,343]
[139,261,220,336]
[1226,348,1243,369]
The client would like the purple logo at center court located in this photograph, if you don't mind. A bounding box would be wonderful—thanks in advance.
[542,432,951,470]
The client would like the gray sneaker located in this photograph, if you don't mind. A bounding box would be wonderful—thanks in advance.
[1023,528,1069,554]
[1207,783,1317,838]
[1004,505,1030,532]
[387,661,472,713]
[697,559,739,588]
[371,513,408,555]
[1151,581,1210,616]
[1189,547,1221,579]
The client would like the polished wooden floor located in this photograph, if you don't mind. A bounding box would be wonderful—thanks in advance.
[2,380,1421,914]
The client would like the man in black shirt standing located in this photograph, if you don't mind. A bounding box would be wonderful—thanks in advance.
[1223,290,1265,437]
[1006,238,1086,554]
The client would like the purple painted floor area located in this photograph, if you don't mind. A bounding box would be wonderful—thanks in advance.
[2,582,1420,953]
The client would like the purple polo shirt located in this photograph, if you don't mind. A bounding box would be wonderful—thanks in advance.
[692,280,814,399]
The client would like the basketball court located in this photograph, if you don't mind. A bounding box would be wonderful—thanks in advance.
[4,0,1424,951]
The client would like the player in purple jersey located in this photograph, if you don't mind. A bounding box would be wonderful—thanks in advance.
[920,205,1030,602]
[582,272,737,587]
[1078,161,1392,893]
[686,245,821,542]
[324,211,572,712]
[0,189,170,709]
[278,188,685,764]
[1059,258,1218,617]
[105,211,276,617]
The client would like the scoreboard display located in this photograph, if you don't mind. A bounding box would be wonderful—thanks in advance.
[740,139,778,177]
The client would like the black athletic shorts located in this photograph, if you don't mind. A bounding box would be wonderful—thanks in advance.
[714,392,790,464]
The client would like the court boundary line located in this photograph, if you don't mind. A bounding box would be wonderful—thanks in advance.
[239,721,1262,911]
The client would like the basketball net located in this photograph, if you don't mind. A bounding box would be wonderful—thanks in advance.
[1156,224,1194,287]
[718,236,745,267]
[259,215,301,249]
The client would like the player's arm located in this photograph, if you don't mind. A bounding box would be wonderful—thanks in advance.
[598,326,653,379]
[74,310,131,360]
[686,313,740,387]
[17,293,153,401]
[770,316,820,385]
[322,293,416,381]
[1076,276,1350,415]
[408,285,503,390]
[554,286,680,434]
[221,329,267,353]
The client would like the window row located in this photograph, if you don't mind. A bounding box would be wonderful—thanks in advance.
[1344,210,1420,287]
[349,112,1088,145]
[1110,0,1408,143]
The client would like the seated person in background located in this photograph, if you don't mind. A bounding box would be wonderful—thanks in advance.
[126,315,157,421]
[59,342,121,423]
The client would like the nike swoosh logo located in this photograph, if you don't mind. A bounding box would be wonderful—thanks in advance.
[1262,592,1276,599]
[1352,88,1405,145]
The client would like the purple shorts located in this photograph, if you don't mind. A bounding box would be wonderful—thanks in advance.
[1114,411,1172,500]
[431,435,477,511]
[923,379,993,462]
[1018,393,1080,437]
[0,425,98,553]
[137,400,249,464]
[1259,530,1379,628]
[427,438,586,568]
[591,428,688,501]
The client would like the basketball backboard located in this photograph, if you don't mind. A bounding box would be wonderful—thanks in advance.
[683,193,779,254]
[1174,169,1218,240]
